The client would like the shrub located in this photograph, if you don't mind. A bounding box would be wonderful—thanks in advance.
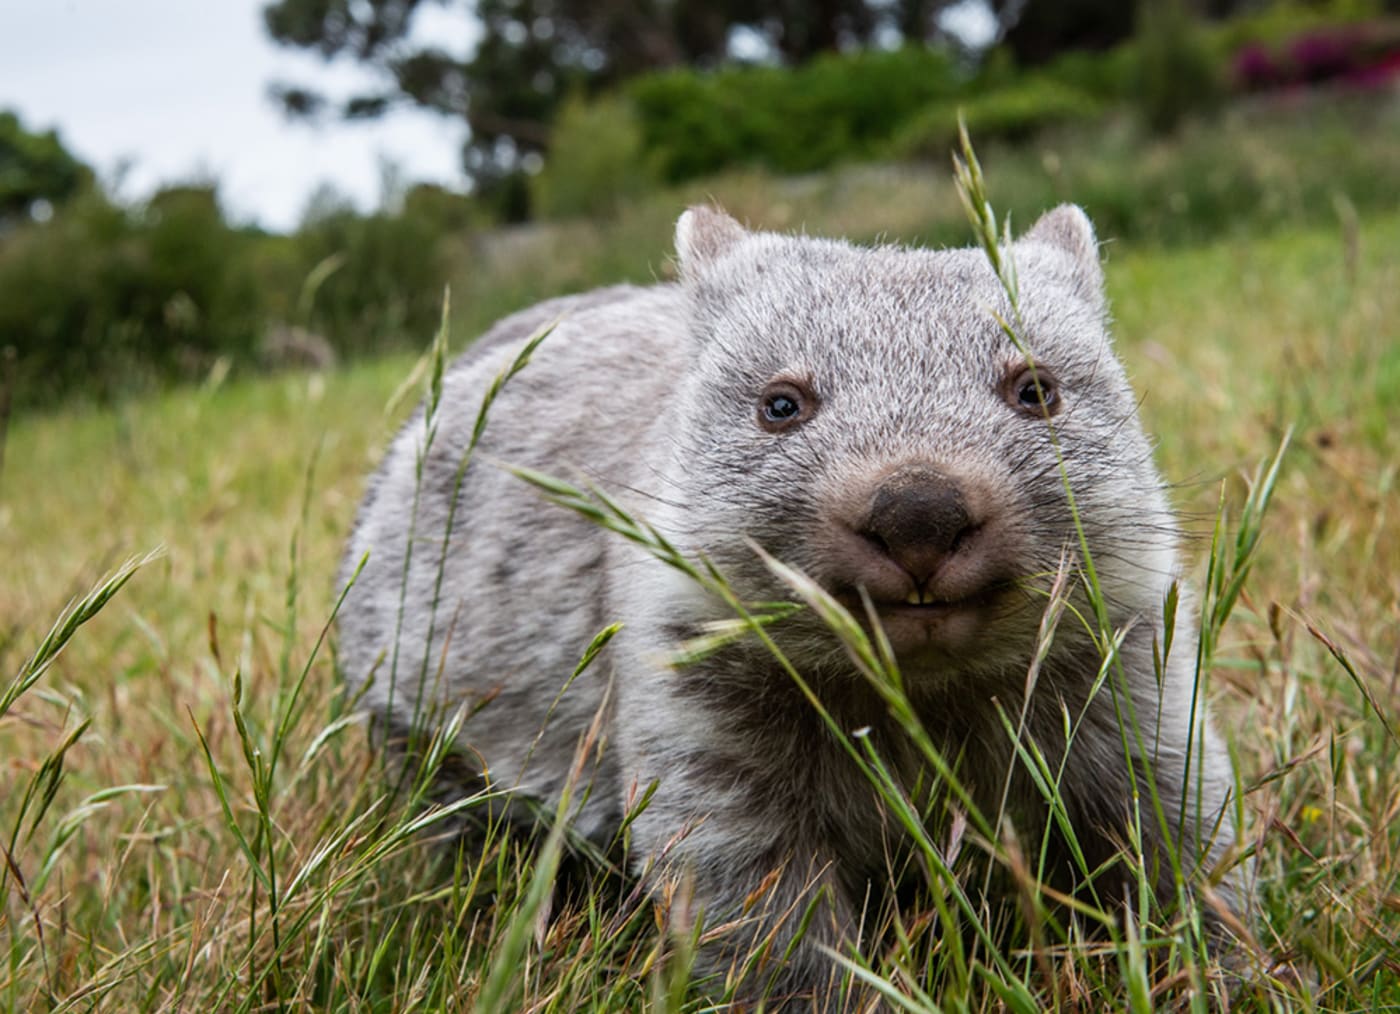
[1234,19,1400,91]
[0,109,93,223]
[291,203,448,356]
[531,95,657,220]
[1134,0,1225,134]
[0,185,263,407]
[139,186,264,365]
[401,182,486,234]
[628,46,965,182]
[0,172,462,408]
[890,79,1104,161]
[1036,43,1141,102]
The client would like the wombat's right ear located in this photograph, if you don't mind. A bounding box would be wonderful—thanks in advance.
[675,205,746,276]
[1022,204,1104,302]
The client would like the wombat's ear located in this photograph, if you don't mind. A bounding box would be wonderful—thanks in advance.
[675,205,746,276]
[1022,204,1104,299]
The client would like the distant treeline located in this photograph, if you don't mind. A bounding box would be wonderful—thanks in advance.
[531,8,1400,217]
[1,5,1397,410]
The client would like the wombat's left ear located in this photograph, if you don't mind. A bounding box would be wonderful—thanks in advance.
[1023,204,1104,298]
[675,205,746,277]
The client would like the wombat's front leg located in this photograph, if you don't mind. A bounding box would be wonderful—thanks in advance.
[617,674,866,1008]
[633,795,862,1009]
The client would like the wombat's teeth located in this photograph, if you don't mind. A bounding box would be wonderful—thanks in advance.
[905,591,925,606]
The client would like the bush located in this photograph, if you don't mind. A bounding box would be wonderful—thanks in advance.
[1212,2,1383,55]
[401,182,486,234]
[1036,44,1141,102]
[531,95,657,220]
[628,46,965,182]
[1134,0,1225,134]
[0,109,93,223]
[0,175,457,408]
[890,79,1104,161]
[1234,19,1400,91]
[0,185,264,407]
[291,202,448,356]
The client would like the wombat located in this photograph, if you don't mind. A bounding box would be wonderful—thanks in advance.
[339,205,1246,1004]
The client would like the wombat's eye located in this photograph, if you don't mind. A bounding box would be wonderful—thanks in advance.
[1004,365,1061,419]
[757,380,815,432]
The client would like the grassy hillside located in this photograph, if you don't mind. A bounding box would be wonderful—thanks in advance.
[1,192,1397,1008]
[440,94,1400,343]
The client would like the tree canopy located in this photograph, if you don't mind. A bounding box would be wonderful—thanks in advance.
[261,0,1258,202]
[0,110,93,224]
[263,0,978,191]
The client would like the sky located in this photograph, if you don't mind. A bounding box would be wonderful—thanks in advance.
[1,0,999,234]
[1,0,475,233]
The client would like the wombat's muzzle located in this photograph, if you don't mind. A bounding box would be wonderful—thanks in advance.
[861,466,975,588]
[825,463,1011,619]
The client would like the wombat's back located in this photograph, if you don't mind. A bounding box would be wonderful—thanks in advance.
[338,282,686,839]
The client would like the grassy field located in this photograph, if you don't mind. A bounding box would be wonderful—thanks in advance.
[2,176,1398,1009]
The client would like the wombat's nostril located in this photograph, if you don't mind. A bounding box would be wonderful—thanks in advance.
[861,468,975,585]
[860,530,891,557]
[948,523,979,555]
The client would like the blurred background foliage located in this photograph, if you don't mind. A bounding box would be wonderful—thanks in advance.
[2,0,1399,411]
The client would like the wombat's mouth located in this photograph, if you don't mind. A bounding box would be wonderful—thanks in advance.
[836,582,1009,613]
[833,583,1013,647]
[820,576,1024,658]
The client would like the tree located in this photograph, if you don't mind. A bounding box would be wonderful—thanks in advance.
[262,0,1263,212]
[993,0,1264,65]
[263,0,892,209]
[0,110,93,224]
[980,0,1129,65]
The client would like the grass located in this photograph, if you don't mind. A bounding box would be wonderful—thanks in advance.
[1,167,1398,1008]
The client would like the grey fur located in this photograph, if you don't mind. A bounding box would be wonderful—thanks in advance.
[339,206,1246,1005]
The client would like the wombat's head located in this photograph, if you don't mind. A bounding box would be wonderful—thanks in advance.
[662,206,1178,677]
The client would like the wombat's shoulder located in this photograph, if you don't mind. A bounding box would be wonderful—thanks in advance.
[463,283,683,364]
[342,282,687,585]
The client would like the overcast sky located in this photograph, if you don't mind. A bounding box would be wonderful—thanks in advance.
[1,0,473,232]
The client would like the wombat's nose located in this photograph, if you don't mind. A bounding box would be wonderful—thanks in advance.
[861,467,975,586]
